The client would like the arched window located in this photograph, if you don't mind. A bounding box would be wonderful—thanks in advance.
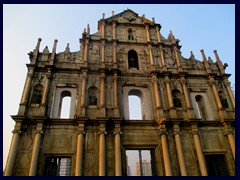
[172,89,182,108]
[128,28,134,40]
[128,50,139,69]
[219,91,229,109]
[59,91,71,118]
[31,84,43,104]
[128,89,143,120]
[195,95,207,120]
[88,86,98,106]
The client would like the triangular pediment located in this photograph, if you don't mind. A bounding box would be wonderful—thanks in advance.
[98,9,154,29]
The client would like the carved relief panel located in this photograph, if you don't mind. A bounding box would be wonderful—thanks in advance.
[88,44,101,64]
[117,46,127,72]
[163,47,176,67]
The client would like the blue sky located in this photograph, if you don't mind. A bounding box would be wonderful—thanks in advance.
[3,4,235,169]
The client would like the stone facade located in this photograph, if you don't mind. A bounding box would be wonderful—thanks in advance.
[5,9,235,176]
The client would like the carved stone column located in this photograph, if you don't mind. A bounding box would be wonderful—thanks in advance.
[84,39,89,63]
[223,123,235,160]
[41,69,51,105]
[173,47,182,71]
[191,124,207,176]
[114,123,122,176]
[80,70,87,116]
[145,25,150,42]
[75,122,85,176]
[164,76,174,108]
[200,49,211,74]
[223,78,235,109]
[113,72,120,117]
[156,26,161,42]
[112,21,116,40]
[173,124,187,176]
[4,121,22,176]
[100,72,106,116]
[49,39,58,65]
[101,40,105,64]
[152,73,163,119]
[160,46,167,70]
[157,119,172,176]
[148,45,154,66]
[29,122,43,176]
[180,77,191,109]
[18,67,34,115]
[101,21,105,39]
[209,77,227,122]
[113,41,117,65]
[99,122,106,176]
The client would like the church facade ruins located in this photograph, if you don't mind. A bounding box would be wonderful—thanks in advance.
[5,9,235,176]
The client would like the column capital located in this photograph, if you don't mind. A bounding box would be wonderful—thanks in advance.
[35,130,43,135]
[114,131,122,135]
[12,130,22,134]
[173,124,180,135]
[77,130,85,135]
[208,78,216,86]
[191,124,199,135]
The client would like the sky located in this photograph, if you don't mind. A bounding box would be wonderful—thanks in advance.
[3,4,235,170]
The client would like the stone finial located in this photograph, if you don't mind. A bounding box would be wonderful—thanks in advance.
[102,13,105,19]
[43,46,50,53]
[190,51,195,59]
[54,39,58,43]
[168,30,175,41]
[152,17,155,23]
[142,14,145,18]
[87,24,90,34]
[208,56,214,63]
[223,63,228,69]
[112,11,114,16]
[65,43,70,52]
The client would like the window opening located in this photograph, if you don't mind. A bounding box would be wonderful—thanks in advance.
[128,50,139,69]
[88,86,98,106]
[205,154,229,176]
[60,96,71,118]
[195,95,207,119]
[126,150,155,176]
[128,95,142,120]
[31,84,43,104]
[128,28,134,40]
[219,92,229,109]
[44,157,71,176]
[172,90,182,107]
[59,91,71,119]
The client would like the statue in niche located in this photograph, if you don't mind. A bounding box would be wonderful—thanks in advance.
[219,95,229,108]
[164,48,175,67]
[31,85,42,104]
[173,94,182,107]
[89,92,97,105]
[129,56,135,68]
[90,44,100,64]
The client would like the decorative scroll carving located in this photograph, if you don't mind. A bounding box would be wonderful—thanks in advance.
[163,48,176,67]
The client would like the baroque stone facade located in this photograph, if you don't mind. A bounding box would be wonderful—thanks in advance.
[5,9,235,176]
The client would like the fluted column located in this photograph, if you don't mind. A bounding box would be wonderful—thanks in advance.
[158,119,172,176]
[99,123,106,176]
[191,124,207,176]
[156,26,161,42]
[75,123,85,176]
[100,72,106,116]
[101,40,105,64]
[113,42,117,65]
[152,73,162,119]
[20,68,34,104]
[164,76,174,108]
[31,38,42,64]
[114,123,122,176]
[160,46,167,70]
[209,77,222,109]
[213,50,225,75]
[41,69,51,105]
[84,39,89,63]
[223,78,235,109]
[180,77,191,109]
[113,72,119,117]
[200,49,211,74]
[173,124,187,176]
[49,39,58,65]
[101,19,105,39]
[112,21,116,39]
[145,25,150,42]
[4,122,22,176]
[148,45,154,66]
[173,47,182,71]
[29,122,43,176]
[80,71,87,116]
[223,123,235,160]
